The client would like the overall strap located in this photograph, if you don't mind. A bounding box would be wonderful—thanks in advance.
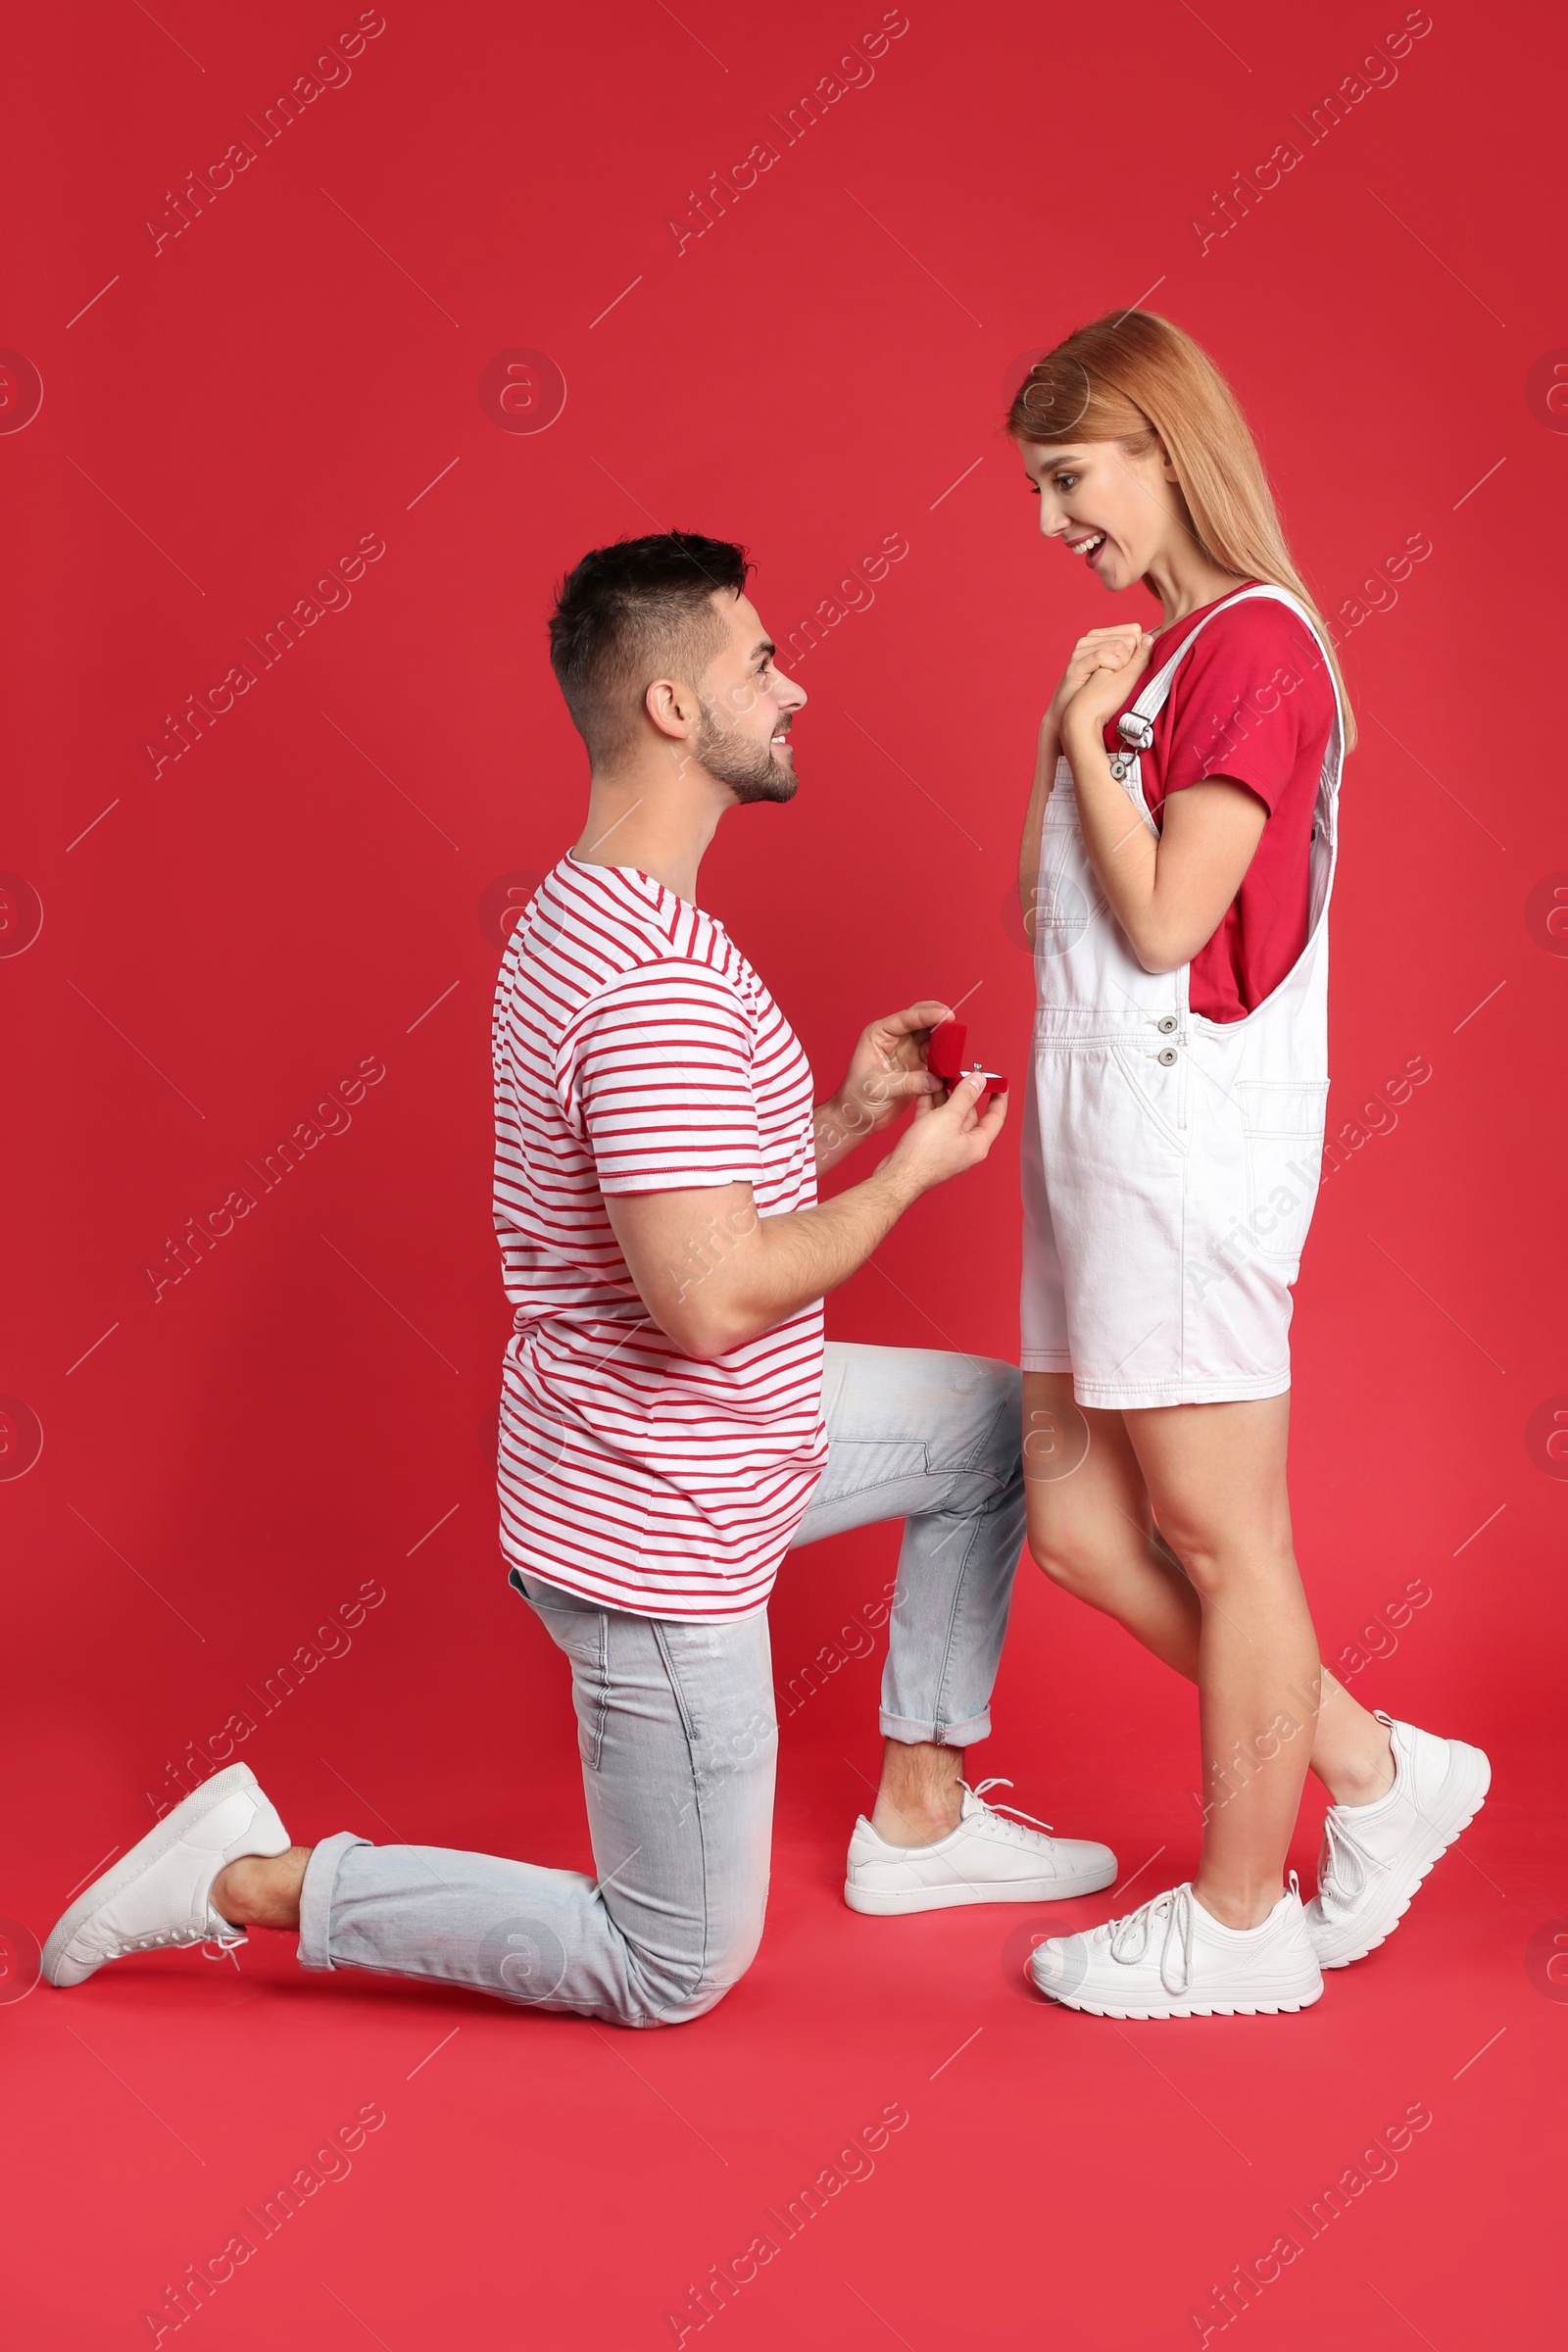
[1119,582,1344,765]
[1114,582,1346,951]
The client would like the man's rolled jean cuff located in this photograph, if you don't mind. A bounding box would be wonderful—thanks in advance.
[879,1707,991,1748]
[297,1830,369,1972]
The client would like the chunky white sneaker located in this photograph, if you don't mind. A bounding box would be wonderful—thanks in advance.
[844,1778,1116,1915]
[1305,1713,1491,1969]
[42,1764,290,1988]
[1029,1879,1324,2019]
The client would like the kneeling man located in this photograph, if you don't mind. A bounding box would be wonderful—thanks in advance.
[44,531,1115,2025]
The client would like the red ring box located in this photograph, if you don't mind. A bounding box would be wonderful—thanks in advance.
[927,1018,1007,1095]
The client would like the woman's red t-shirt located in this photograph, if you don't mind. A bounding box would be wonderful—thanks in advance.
[1102,582,1337,1023]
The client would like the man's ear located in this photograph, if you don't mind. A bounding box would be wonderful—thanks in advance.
[645,674,699,742]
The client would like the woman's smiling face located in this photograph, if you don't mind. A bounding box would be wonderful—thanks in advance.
[1018,436,1185,594]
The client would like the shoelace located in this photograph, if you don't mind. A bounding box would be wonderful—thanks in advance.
[1316,1806,1398,1909]
[200,1930,248,1962]
[1107,1886,1196,1996]
[107,1922,248,1960]
[1318,1726,1425,1909]
[1317,1810,1364,1905]
[963,1778,1057,1845]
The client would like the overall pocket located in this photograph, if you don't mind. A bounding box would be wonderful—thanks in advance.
[1109,1043,1190,1157]
[1234,1080,1330,1265]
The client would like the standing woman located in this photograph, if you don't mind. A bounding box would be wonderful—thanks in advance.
[1009,312,1487,2019]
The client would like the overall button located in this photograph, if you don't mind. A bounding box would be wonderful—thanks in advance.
[1155,1014,1178,1034]
[1156,1047,1178,1066]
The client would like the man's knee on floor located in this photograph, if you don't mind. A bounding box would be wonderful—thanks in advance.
[614,1915,764,2029]
[619,1961,743,2030]
[642,1970,737,2029]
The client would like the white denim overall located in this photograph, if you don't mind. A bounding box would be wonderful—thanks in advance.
[1020,583,1344,1407]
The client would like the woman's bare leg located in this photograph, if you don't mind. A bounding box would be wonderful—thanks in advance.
[1119,1393,1315,1923]
[1023,1375,1396,1849]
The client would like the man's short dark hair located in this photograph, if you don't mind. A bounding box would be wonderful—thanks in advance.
[548,531,752,766]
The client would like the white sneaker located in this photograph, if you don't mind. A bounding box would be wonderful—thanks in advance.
[844,1778,1116,1915]
[43,1764,290,1988]
[1030,1879,1324,2018]
[1305,1714,1491,1969]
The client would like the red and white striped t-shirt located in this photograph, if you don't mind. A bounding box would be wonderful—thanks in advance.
[491,853,828,1619]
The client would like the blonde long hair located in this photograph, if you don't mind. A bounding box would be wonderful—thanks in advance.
[1006,312,1354,749]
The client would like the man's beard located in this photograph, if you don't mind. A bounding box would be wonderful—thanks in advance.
[692,707,798,805]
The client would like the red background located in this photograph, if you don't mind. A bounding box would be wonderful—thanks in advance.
[2,3,1564,2345]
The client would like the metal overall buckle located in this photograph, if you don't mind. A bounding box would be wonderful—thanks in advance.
[1109,709,1153,783]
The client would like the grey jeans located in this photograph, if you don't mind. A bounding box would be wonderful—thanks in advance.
[297,1342,1025,2027]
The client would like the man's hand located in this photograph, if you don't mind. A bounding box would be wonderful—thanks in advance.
[607,1065,1008,1362]
[814,999,950,1175]
[882,1068,1008,1205]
